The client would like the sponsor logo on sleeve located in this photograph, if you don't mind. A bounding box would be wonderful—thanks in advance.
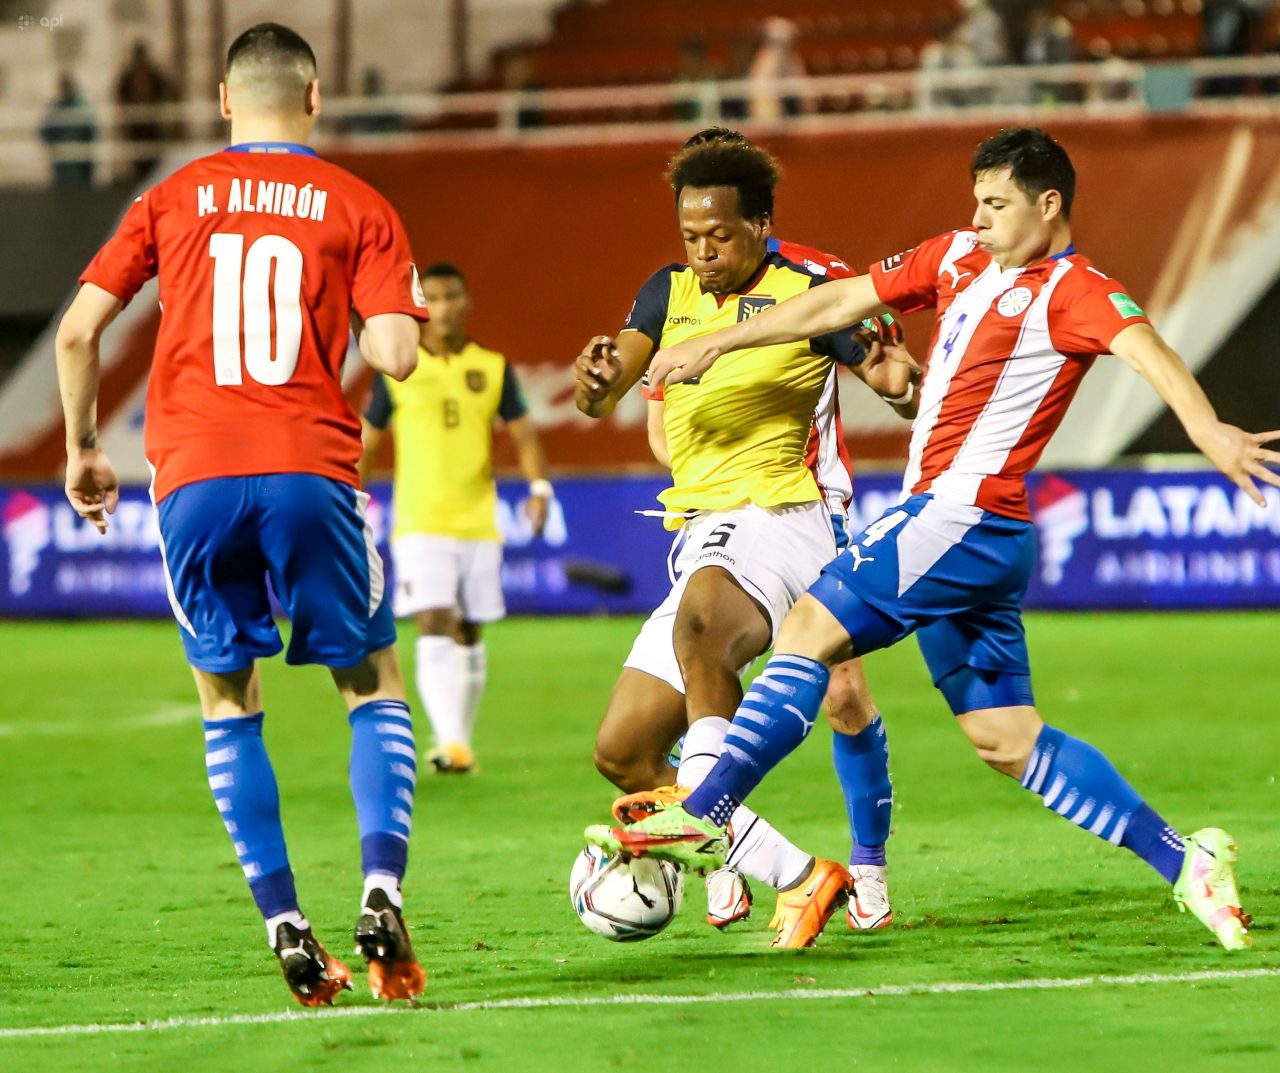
[1109,293,1146,319]
[880,250,912,272]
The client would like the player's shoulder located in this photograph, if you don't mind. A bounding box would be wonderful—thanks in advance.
[876,228,979,275]
[769,237,858,279]
[464,339,507,366]
[1052,252,1129,295]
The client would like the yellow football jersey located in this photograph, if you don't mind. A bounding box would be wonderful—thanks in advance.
[365,341,528,541]
[623,252,863,526]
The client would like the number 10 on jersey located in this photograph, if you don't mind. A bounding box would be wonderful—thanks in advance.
[209,233,304,386]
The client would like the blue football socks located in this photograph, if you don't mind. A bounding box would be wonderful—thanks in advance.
[348,700,416,881]
[1022,724,1185,884]
[684,654,830,827]
[832,715,892,867]
[203,713,299,920]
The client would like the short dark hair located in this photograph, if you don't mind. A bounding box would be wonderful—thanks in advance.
[226,23,316,78]
[680,126,750,150]
[971,127,1076,217]
[666,138,780,221]
[421,262,468,288]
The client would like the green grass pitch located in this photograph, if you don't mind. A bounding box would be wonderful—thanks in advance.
[0,613,1276,1072]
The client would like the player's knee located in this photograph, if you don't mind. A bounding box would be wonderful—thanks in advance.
[957,705,1043,779]
[823,661,877,733]
[416,607,457,636]
[592,736,655,793]
[775,595,852,666]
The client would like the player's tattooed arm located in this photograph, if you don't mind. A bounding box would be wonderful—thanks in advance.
[1111,323,1280,506]
[55,283,124,534]
[573,331,654,419]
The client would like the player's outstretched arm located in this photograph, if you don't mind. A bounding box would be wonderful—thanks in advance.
[354,311,419,381]
[55,283,124,534]
[1110,323,1280,505]
[573,331,654,419]
[649,274,888,386]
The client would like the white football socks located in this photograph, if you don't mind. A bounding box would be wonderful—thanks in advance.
[264,909,310,946]
[415,635,467,747]
[458,642,487,742]
[676,716,812,891]
[362,871,404,910]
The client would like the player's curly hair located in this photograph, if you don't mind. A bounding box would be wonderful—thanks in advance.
[971,127,1076,218]
[666,135,781,221]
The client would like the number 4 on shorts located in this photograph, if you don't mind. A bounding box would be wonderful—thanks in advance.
[860,510,908,547]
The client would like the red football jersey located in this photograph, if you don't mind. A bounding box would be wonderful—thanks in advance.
[870,228,1150,519]
[80,144,428,501]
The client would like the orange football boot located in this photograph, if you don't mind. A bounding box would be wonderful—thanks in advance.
[611,784,689,825]
[354,889,427,1001]
[768,858,852,949]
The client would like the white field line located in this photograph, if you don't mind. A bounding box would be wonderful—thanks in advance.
[2,967,1277,1040]
[0,706,197,738]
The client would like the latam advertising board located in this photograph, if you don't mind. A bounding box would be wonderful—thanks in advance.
[2,470,1279,619]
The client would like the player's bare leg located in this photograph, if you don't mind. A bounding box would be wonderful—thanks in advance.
[593,668,685,794]
[413,606,475,773]
[194,664,353,1006]
[672,568,848,945]
[825,660,894,930]
[333,645,427,999]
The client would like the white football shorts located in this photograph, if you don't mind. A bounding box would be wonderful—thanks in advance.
[623,501,839,693]
[390,534,506,622]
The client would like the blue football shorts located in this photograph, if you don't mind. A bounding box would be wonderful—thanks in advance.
[809,493,1038,715]
[154,473,396,673]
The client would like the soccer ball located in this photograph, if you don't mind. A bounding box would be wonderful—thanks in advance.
[569,845,683,942]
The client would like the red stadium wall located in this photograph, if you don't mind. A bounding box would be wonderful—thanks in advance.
[6,115,1280,479]
[329,115,1280,473]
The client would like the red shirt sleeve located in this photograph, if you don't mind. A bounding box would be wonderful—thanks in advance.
[1049,265,1151,353]
[352,193,430,321]
[868,231,959,315]
[641,371,664,401]
[79,193,157,302]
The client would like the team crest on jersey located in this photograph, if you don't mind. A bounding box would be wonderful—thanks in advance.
[738,296,776,321]
[997,286,1033,317]
[466,370,487,392]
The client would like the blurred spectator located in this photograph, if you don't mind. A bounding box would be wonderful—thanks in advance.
[920,21,980,108]
[502,54,544,131]
[1024,8,1076,65]
[341,68,405,134]
[39,73,97,185]
[675,39,716,123]
[747,17,806,121]
[1025,8,1078,103]
[115,39,171,179]
[1202,0,1276,95]
[958,0,1010,68]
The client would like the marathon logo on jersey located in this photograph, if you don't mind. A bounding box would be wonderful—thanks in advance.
[879,249,914,273]
[667,315,700,326]
[466,370,487,393]
[737,296,776,322]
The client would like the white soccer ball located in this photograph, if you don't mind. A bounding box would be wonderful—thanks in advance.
[569,845,684,942]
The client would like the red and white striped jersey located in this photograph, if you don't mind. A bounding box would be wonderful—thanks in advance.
[869,228,1150,520]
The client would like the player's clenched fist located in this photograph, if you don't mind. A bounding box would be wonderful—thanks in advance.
[574,335,622,417]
